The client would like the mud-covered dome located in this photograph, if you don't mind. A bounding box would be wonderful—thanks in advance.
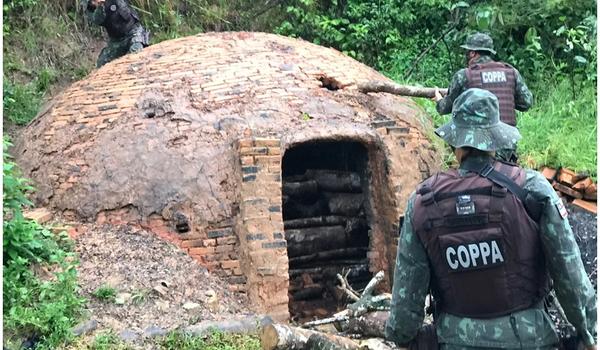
[15,31,440,225]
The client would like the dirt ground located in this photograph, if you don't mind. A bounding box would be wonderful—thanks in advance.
[73,224,251,345]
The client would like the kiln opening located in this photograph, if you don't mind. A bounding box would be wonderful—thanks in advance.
[282,140,373,321]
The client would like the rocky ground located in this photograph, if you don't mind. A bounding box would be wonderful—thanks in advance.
[71,224,252,347]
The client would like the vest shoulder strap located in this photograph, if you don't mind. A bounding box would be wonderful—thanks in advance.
[460,158,543,221]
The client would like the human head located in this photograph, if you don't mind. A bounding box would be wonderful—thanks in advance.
[435,88,520,162]
[461,33,496,64]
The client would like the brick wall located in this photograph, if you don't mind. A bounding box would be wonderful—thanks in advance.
[235,137,290,321]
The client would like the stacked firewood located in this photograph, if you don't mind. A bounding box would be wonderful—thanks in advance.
[283,169,372,319]
[541,167,597,213]
[261,271,399,350]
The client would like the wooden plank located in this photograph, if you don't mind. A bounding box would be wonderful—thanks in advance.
[540,167,557,182]
[23,208,53,224]
[584,183,597,201]
[558,168,578,186]
[572,177,593,192]
[553,182,583,199]
[572,199,597,214]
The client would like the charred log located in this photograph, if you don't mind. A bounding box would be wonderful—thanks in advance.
[305,169,362,193]
[288,247,368,266]
[283,180,319,201]
[284,215,347,229]
[325,193,364,216]
[283,197,329,220]
[286,225,347,257]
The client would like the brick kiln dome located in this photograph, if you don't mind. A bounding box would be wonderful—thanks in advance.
[15,32,441,320]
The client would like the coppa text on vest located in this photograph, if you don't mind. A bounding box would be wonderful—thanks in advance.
[445,240,504,271]
[481,71,507,84]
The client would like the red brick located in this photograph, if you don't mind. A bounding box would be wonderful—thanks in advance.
[221,260,240,269]
[189,246,215,255]
[572,199,597,214]
[23,208,53,224]
[253,138,280,147]
[217,236,237,245]
[215,245,234,253]
[240,156,254,166]
[203,239,217,247]
[180,239,205,248]
[267,147,281,155]
[540,167,557,181]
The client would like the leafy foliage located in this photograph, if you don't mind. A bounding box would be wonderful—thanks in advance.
[3,138,85,349]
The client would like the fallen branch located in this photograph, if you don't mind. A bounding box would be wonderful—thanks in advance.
[358,81,447,99]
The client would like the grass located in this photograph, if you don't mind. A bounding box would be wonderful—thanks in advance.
[518,78,597,177]
[92,285,117,302]
[158,330,261,350]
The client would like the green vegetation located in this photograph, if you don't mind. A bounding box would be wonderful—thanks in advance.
[158,330,261,350]
[89,331,132,350]
[3,138,85,349]
[92,285,117,302]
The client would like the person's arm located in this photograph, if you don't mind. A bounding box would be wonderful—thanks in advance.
[385,193,430,345]
[435,69,467,115]
[528,172,596,347]
[514,69,533,111]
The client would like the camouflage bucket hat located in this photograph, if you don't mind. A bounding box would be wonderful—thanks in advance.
[460,32,496,55]
[435,88,521,151]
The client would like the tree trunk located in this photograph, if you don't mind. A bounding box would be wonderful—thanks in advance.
[325,193,364,216]
[305,332,361,350]
[358,81,447,98]
[284,215,347,229]
[283,180,319,200]
[345,311,389,337]
[286,225,347,257]
[288,247,368,266]
[260,323,317,350]
[305,169,362,193]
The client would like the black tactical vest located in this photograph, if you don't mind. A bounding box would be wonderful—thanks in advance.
[412,161,549,318]
[466,61,517,126]
[102,0,139,39]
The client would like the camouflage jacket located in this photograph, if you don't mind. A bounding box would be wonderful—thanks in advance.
[385,158,597,348]
[83,0,140,34]
[436,56,533,118]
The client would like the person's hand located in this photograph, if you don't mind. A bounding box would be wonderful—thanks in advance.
[432,87,443,102]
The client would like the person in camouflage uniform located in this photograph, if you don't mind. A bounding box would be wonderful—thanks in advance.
[385,88,596,350]
[434,33,533,162]
[84,0,148,67]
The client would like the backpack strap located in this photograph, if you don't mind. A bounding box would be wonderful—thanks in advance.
[460,158,543,221]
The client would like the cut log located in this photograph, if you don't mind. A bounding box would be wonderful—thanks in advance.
[553,182,583,199]
[558,168,578,186]
[283,180,319,200]
[292,286,325,301]
[260,323,317,350]
[283,198,329,220]
[289,263,370,280]
[289,247,368,266]
[572,199,597,214]
[305,332,361,350]
[305,169,362,193]
[584,183,597,201]
[326,193,364,216]
[285,215,347,229]
[286,226,347,257]
[358,80,447,98]
[573,177,593,192]
[345,311,388,338]
[540,167,557,181]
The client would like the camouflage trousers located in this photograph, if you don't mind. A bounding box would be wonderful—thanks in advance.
[97,24,145,67]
